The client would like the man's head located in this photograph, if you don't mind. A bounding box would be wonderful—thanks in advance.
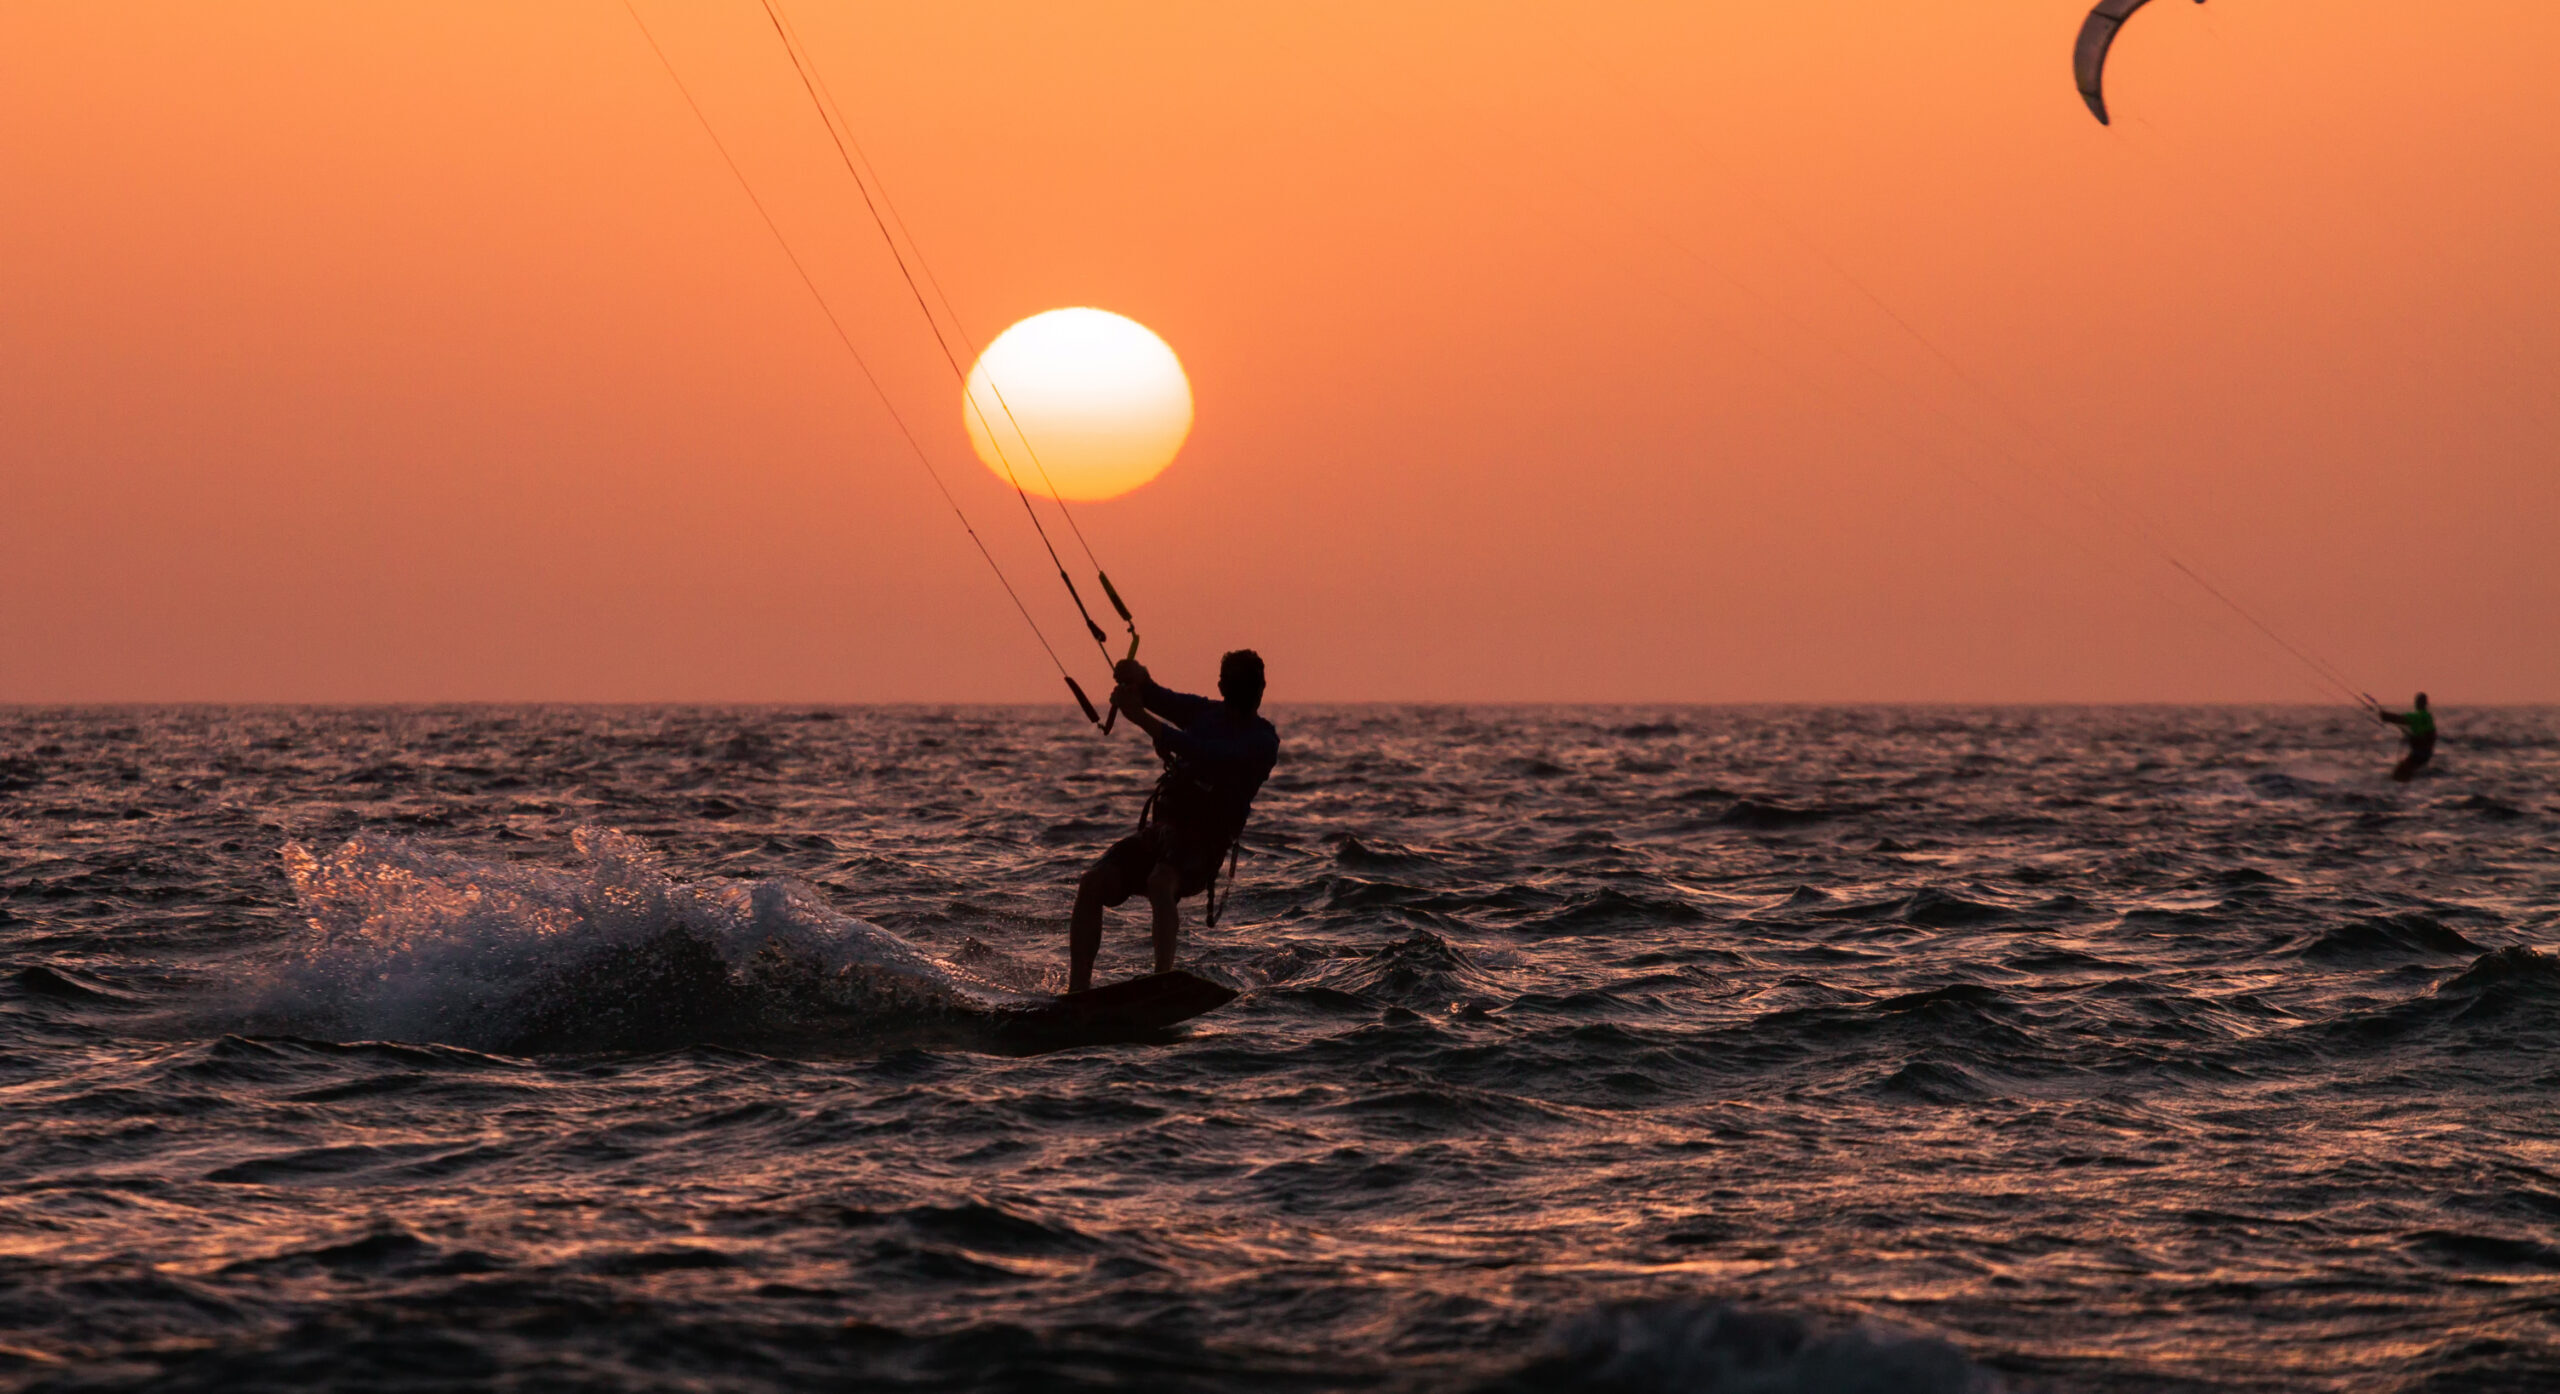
[2416,692,2430,710]
[1219,649,1266,712]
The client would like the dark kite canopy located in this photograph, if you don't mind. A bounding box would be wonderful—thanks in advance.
[2075,0,2206,125]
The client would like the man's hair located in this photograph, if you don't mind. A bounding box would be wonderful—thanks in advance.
[2416,692,2429,708]
[1219,649,1266,708]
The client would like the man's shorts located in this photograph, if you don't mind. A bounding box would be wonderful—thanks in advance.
[2394,732,2437,781]
[1089,822,1228,904]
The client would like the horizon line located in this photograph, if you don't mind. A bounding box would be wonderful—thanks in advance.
[1,699,2546,711]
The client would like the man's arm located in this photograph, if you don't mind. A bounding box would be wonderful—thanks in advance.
[1109,685,1272,769]
[1110,685,1179,762]
[1112,660,1214,725]
[1140,681,1216,724]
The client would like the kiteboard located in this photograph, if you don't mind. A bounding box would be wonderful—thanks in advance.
[972,970,1238,1052]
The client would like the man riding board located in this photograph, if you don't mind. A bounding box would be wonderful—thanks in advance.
[2376,692,2436,783]
[1070,650,1278,992]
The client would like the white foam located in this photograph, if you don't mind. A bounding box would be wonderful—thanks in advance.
[253,828,974,1049]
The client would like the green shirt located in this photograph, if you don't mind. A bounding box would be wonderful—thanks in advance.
[2402,709,2436,739]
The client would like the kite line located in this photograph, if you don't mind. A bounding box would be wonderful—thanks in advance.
[621,0,1132,726]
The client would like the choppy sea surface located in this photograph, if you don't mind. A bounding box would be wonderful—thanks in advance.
[4,705,2558,1392]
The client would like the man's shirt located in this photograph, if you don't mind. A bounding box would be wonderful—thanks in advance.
[1137,681,1279,837]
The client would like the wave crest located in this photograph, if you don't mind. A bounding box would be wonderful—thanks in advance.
[252,830,973,1052]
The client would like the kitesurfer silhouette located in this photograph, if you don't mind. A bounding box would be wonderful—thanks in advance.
[2376,693,2437,783]
[1069,650,1278,992]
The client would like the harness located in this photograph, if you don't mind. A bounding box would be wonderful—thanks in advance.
[1137,763,1247,929]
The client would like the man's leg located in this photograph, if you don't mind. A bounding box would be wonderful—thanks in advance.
[1071,859,1129,992]
[1145,862,1183,975]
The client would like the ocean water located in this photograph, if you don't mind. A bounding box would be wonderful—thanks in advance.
[3,704,2557,1392]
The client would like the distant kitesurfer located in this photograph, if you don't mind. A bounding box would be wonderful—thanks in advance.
[2376,693,2436,782]
[1070,650,1279,992]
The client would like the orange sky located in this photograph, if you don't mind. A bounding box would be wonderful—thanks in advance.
[2,2,2552,703]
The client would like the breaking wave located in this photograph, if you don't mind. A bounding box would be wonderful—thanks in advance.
[248,828,987,1053]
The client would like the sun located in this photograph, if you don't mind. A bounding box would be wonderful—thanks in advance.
[963,308,1193,502]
